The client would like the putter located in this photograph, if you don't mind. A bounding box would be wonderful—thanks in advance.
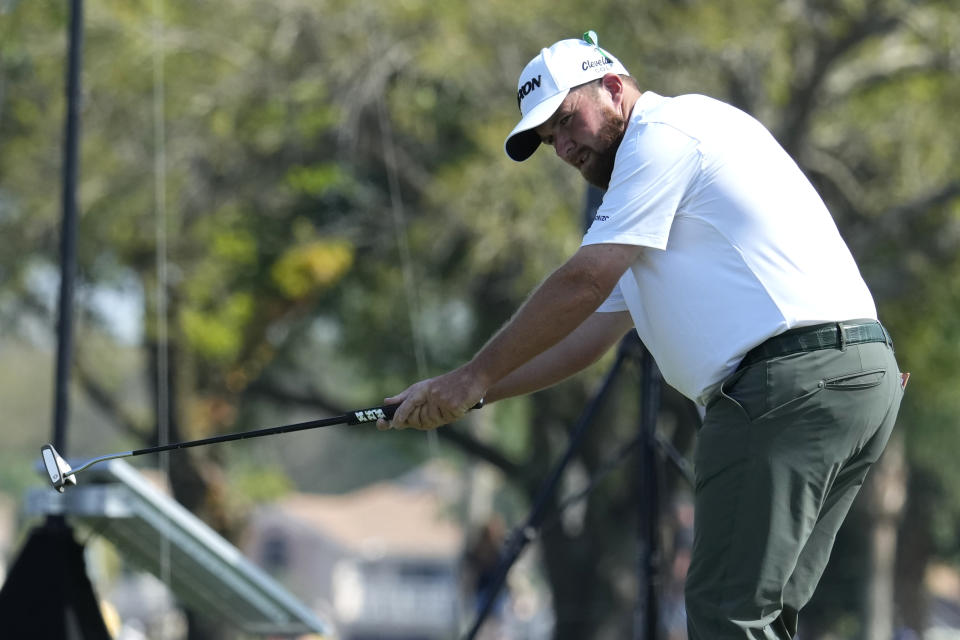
[41,400,482,492]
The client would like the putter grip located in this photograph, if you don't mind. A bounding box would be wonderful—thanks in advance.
[347,399,484,425]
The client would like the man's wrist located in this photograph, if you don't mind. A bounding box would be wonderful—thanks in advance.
[462,358,495,395]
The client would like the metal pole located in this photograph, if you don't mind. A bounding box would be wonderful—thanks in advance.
[52,0,84,455]
[634,346,661,639]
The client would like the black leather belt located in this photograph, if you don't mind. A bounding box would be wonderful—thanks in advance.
[738,319,892,370]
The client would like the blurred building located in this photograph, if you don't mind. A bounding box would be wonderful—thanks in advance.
[243,475,465,640]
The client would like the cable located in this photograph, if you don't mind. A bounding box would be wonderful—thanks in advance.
[376,94,439,454]
[151,0,172,626]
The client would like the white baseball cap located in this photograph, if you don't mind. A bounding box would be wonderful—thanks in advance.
[504,31,630,162]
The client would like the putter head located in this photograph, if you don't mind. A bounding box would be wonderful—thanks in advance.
[40,444,77,492]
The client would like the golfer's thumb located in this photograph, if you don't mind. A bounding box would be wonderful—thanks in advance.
[384,392,406,406]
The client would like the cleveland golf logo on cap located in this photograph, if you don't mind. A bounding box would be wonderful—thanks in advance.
[582,55,613,71]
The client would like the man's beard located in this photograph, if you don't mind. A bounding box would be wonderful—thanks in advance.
[580,110,626,190]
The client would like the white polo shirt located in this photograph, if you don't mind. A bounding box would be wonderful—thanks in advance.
[583,92,877,404]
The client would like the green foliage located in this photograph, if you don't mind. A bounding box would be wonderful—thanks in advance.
[227,462,294,511]
[180,292,254,361]
[270,240,353,300]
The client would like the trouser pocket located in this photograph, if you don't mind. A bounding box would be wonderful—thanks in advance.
[720,355,825,422]
[823,368,885,390]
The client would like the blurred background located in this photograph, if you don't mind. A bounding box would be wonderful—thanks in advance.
[1,0,959,638]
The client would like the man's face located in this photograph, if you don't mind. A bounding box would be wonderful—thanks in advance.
[534,83,626,189]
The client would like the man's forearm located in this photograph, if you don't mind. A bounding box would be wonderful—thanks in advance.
[380,244,641,431]
[484,310,633,403]
[465,245,638,391]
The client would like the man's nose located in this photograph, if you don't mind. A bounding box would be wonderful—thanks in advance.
[554,134,574,163]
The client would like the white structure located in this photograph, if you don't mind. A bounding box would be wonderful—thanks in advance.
[244,478,464,640]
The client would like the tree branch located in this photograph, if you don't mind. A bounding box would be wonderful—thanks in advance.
[826,53,949,103]
[803,147,870,215]
[73,356,152,444]
[779,8,902,153]
[14,284,153,444]
[879,180,960,236]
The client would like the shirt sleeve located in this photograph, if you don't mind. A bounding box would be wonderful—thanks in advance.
[582,121,702,251]
[596,280,628,313]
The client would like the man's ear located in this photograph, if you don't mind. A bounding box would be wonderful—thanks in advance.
[600,73,624,106]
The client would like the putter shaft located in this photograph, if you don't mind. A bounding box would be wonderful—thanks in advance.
[41,400,482,490]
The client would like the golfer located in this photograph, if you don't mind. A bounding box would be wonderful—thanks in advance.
[379,32,905,638]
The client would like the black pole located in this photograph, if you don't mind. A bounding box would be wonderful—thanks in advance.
[52,0,84,455]
[634,346,662,639]
[462,340,631,640]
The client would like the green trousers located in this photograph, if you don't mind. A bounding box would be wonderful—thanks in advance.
[686,340,903,639]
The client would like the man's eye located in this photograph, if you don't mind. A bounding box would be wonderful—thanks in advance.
[560,114,572,126]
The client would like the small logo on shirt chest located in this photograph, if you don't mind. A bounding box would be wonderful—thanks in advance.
[594,214,610,221]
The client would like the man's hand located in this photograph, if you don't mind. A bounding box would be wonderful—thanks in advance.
[377,365,487,431]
